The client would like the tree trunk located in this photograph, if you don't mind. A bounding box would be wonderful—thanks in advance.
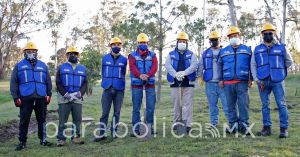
[281,0,287,43]
[263,0,274,24]
[227,0,238,26]
[156,0,163,105]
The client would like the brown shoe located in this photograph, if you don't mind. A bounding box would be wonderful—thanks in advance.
[72,137,84,144]
[57,140,66,147]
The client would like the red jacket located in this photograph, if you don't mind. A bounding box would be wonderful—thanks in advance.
[128,49,158,88]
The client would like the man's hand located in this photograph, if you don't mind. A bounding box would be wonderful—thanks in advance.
[75,91,81,99]
[218,81,224,88]
[46,96,51,105]
[14,98,21,107]
[256,80,264,92]
[175,72,183,81]
[197,77,204,87]
[139,74,149,81]
[63,92,72,101]
[248,80,253,88]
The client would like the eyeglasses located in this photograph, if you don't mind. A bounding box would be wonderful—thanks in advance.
[263,32,273,36]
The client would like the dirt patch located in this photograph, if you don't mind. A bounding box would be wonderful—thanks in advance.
[0,111,58,143]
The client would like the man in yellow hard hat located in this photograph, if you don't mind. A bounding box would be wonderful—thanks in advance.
[56,46,87,146]
[94,37,127,142]
[217,26,253,135]
[251,23,293,138]
[10,42,53,150]
[165,32,198,133]
[128,33,158,136]
[197,31,229,127]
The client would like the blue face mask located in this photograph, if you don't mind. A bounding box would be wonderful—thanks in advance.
[138,44,148,51]
[112,47,121,53]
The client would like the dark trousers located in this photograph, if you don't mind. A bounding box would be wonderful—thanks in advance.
[99,88,124,136]
[57,103,82,141]
[19,98,47,143]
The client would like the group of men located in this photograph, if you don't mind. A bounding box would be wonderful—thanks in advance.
[10,22,293,151]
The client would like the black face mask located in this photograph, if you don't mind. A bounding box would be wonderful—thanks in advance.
[263,33,274,43]
[210,39,219,47]
[68,55,78,64]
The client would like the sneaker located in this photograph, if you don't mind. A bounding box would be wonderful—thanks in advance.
[93,136,106,142]
[15,142,26,151]
[40,140,52,146]
[279,128,288,138]
[72,137,84,144]
[256,126,271,136]
[56,140,66,147]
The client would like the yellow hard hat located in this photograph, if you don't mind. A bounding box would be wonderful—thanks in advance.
[137,33,149,42]
[209,31,221,39]
[261,23,276,33]
[110,37,122,45]
[23,42,37,51]
[227,26,241,37]
[66,46,79,54]
[177,32,189,40]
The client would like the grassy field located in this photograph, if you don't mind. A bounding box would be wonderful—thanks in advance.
[0,74,300,157]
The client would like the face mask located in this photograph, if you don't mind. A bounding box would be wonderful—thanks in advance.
[138,44,148,51]
[210,40,219,47]
[25,52,37,63]
[229,37,240,46]
[68,55,78,64]
[111,46,121,54]
[177,42,187,51]
[263,33,274,43]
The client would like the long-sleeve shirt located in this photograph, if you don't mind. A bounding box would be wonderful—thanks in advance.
[250,42,294,81]
[128,49,158,88]
[10,60,52,100]
[165,49,198,87]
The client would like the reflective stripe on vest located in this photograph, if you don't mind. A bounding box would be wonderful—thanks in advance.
[101,54,127,90]
[130,51,155,85]
[17,59,47,96]
[166,49,196,84]
[254,43,286,82]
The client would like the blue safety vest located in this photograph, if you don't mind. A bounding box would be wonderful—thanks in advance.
[130,51,156,86]
[202,48,220,82]
[254,43,287,82]
[219,44,252,81]
[59,62,86,93]
[101,54,127,90]
[167,49,196,84]
[17,59,47,97]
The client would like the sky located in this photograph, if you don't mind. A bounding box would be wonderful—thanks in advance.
[17,0,295,63]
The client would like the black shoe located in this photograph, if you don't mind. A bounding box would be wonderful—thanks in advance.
[226,128,237,134]
[186,127,192,134]
[130,132,140,137]
[239,127,251,136]
[40,140,52,146]
[256,126,271,136]
[15,142,26,151]
[279,128,288,138]
[93,136,107,142]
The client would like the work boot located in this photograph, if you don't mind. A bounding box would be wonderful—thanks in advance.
[57,140,66,147]
[186,127,192,134]
[15,142,26,151]
[93,136,107,142]
[40,140,53,146]
[72,137,84,144]
[279,128,288,138]
[256,126,271,136]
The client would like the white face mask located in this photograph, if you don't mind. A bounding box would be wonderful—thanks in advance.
[177,43,187,51]
[229,37,240,46]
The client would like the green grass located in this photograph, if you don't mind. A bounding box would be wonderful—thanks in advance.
[0,74,300,157]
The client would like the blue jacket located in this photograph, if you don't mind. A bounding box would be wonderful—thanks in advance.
[254,43,287,82]
[202,48,220,82]
[167,49,196,83]
[101,54,127,90]
[219,44,252,81]
[17,59,48,96]
[130,51,156,85]
[59,62,86,93]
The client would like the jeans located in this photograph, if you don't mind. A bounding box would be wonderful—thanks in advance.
[131,87,156,134]
[224,81,249,130]
[99,88,124,136]
[205,82,229,125]
[257,79,288,128]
